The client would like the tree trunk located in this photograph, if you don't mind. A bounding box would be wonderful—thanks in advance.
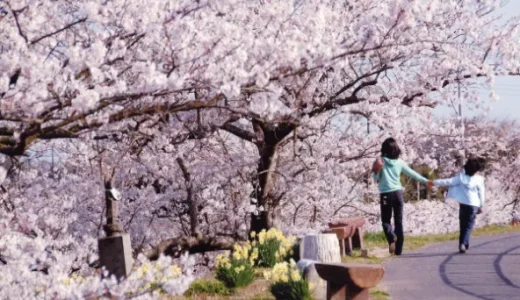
[176,157,199,237]
[250,142,278,234]
[249,121,296,235]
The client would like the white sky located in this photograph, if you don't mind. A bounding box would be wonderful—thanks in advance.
[434,1,520,120]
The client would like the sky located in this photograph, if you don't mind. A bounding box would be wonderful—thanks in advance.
[434,76,520,120]
[434,1,520,121]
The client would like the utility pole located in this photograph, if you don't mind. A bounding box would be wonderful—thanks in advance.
[457,77,466,167]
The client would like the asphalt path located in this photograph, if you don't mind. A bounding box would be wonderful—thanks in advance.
[382,231,520,300]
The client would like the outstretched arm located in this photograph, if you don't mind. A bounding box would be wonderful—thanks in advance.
[433,176,459,187]
[402,163,428,183]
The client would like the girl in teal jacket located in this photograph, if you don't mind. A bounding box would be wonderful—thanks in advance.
[372,138,429,255]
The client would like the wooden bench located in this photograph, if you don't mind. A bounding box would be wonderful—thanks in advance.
[323,217,365,256]
[314,262,384,300]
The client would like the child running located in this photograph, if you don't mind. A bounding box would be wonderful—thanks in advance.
[429,157,485,253]
[372,138,430,255]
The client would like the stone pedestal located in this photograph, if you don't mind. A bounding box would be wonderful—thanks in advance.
[297,259,328,300]
[299,234,341,300]
[98,233,133,279]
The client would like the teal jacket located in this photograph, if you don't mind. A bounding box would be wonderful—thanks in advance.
[373,157,428,193]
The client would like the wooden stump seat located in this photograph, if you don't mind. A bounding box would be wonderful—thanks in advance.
[314,262,384,300]
[323,217,365,256]
[328,217,366,229]
[322,226,356,256]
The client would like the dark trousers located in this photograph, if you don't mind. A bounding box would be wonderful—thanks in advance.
[380,190,404,254]
[459,203,479,248]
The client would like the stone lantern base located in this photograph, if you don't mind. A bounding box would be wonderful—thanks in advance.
[98,233,133,279]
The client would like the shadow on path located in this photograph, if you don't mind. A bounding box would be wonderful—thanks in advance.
[494,245,520,289]
[438,235,520,300]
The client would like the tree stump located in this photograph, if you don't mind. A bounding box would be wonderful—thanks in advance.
[315,263,384,300]
[300,234,341,300]
[300,234,341,263]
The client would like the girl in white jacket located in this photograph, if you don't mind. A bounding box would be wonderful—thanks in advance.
[429,158,485,253]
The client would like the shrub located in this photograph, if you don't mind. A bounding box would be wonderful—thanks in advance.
[184,279,232,297]
[215,244,256,288]
[287,242,300,262]
[271,281,312,300]
[251,228,296,268]
[264,261,312,300]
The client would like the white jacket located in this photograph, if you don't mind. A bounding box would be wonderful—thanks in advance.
[434,172,485,208]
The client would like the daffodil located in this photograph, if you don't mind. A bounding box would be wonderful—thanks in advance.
[290,270,301,281]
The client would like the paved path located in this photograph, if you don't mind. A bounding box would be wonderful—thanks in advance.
[382,232,520,300]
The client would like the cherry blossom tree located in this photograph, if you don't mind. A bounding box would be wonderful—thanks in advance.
[209,0,520,232]
[1,0,520,297]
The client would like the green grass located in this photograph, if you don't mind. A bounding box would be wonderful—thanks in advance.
[370,286,391,300]
[180,278,274,300]
[184,279,233,298]
[364,223,518,252]
[364,231,389,249]
[341,249,385,264]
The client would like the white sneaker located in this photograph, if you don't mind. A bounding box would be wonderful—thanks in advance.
[459,244,466,254]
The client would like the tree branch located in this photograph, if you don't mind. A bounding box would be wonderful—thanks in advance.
[0,93,224,156]
[220,123,255,142]
[332,66,391,99]
[7,4,28,44]
[30,17,87,45]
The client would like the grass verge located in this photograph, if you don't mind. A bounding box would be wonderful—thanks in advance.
[184,279,233,298]
[181,278,273,300]
[364,223,518,252]
[341,249,385,264]
[370,286,391,300]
